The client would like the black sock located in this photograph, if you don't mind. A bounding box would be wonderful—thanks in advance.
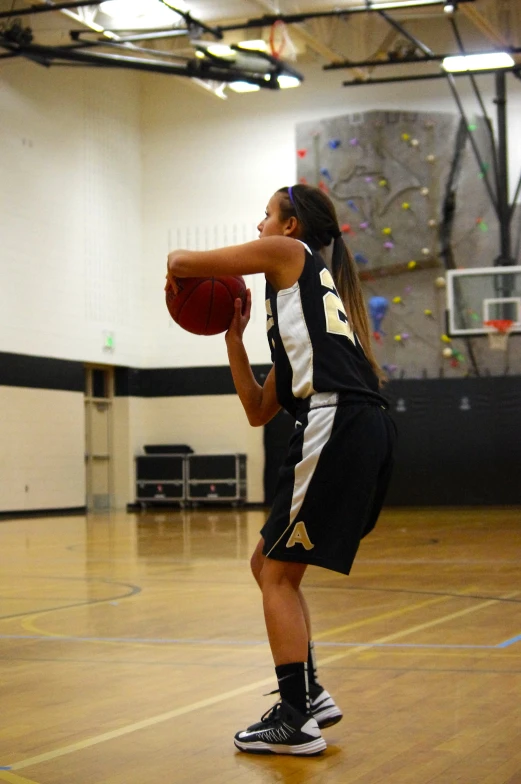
[308,641,319,687]
[275,662,310,715]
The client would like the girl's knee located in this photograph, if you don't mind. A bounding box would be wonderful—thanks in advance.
[250,539,265,586]
[260,558,307,591]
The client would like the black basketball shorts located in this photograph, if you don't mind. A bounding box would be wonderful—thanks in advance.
[261,399,397,576]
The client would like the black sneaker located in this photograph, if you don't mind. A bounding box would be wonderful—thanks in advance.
[309,682,343,729]
[234,699,326,756]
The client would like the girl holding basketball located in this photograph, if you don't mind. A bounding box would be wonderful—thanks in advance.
[167,184,396,756]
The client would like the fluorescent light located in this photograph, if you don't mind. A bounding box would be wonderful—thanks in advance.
[228,81,261,93]
[277,74,301,89]
[206,43,235,58]
[237,39,268,52]
[99,0,185,28]
[442,52,515,72]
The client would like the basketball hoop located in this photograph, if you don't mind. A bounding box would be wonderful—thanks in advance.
[484,319,514,351]
[269,20,297,61]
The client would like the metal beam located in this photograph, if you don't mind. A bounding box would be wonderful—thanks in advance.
[495,70,513,263]
[448,14,500,215]
[70,28,189,43]
[216,0,477,33]
[376,8,434,57]
[342,66,521,85]
[325,47,521,70]
[0,0,104,19]
[0,37,303,86]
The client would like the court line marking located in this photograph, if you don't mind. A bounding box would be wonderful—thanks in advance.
[316,592,520,667]
[0,581,141,623]
[16,595,450,651]
[6,591,518,773]
[314,595,448,638]
[497,632,521,648]
[0,773,41,783]
[0,633,506,650]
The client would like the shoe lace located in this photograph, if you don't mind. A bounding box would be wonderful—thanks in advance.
[260,700,282,724]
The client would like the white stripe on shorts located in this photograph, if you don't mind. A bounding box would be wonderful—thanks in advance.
[265,393,337,557]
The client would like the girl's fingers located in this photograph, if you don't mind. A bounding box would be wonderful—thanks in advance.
[243,288,252,317]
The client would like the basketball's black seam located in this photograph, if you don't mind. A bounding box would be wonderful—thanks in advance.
[176,280,205,331]
[205,277,214,334]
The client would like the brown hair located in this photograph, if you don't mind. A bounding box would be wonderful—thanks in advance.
[277,184,385,385]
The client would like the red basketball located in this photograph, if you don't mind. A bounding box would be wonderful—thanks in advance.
[166,275,247,336]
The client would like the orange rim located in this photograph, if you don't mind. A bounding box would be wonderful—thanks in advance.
[269,20,287,58]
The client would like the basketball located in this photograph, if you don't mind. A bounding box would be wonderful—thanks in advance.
[166,275,247,335]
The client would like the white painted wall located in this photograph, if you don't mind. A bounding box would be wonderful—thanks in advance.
[0,60,143,367]
[0,387,84,511]
[140,62,521,368]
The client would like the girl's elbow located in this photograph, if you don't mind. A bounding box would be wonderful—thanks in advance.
[167,251,189,277]
[247,409,271,427]
[247,412,265,428]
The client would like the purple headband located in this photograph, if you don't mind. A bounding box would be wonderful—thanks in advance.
[288,186,295,206]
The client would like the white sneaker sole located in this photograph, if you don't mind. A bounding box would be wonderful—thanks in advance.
[313,706,343,729]
[234,737,327,756]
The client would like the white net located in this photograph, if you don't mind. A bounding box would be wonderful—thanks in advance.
[485,321,515,351]
[487,331,510,351]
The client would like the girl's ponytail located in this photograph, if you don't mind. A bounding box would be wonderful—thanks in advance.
[331,236,386,386]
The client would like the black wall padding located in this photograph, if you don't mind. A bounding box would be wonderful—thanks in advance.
[0,351,84,392]
[385,377,521,505]
[264,377,521,507]
[115,364,272,397]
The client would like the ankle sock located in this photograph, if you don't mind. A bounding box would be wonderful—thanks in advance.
[275,661,310,715]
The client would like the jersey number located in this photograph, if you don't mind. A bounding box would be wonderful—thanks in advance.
[319,269,355,343]
[266,299,274,332]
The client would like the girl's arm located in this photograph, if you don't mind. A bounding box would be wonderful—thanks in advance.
[225,291,281,427]
[167,236,304,292]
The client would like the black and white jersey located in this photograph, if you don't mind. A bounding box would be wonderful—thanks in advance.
[265,242,387,418]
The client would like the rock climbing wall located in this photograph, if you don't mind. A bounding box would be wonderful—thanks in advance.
[296,109,520,378]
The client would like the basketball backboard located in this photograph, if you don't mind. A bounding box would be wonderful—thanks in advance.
[446,266,521,336]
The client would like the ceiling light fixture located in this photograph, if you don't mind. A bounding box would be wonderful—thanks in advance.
[442,52,515,72]
[98,0,186,28]
[228,81,261,93]
[277,74,301,89]
[237,39,268,52]
[206,43,235,58]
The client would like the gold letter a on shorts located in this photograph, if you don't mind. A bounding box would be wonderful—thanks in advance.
[286,521,314,551]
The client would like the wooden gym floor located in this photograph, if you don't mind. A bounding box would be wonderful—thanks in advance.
[1,506,520,784]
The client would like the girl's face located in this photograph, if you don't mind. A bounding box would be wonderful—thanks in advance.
[257,193,296,238]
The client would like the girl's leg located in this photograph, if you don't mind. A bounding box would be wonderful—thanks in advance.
[249,537,343,728]
[250,538,309,712]
[252,537,313,669]
[259,555,308,666]
[251,538,312,658]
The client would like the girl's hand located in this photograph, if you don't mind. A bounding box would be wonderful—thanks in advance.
[226,288,251,342]
[165,275,180,296]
